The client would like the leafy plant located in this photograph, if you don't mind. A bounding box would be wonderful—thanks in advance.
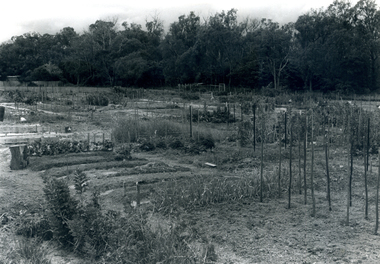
[73,170,88,194]
[5,237,52,264]
[15,213,52,241]
[43,177,77,247]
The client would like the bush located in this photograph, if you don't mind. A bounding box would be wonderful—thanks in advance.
[43,177,78,247]
[180,92,200,101]
[140,141,156,151]
[15,213,52,241]
[5,237,52,264]
[85,93,109,106]
[169,139,184,149]
[199,135,215,150]
[190,106,235,124]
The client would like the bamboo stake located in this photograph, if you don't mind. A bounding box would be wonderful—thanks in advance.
[298,130,302,195]
[375,148,380,234]
[284,112,287,149]
[347,132,353,226]
[189,105,193,138]
[288,119,293,209]
[311,112,316,217]
[260,119,264,203]
[325,117,332,211]
[253,103,256,152]
[364,118,369,219]
[278,134,282,198]
[304,116,308,204]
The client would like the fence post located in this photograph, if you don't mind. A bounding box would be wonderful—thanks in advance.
[136,182,140,207]
[189,105,193,138]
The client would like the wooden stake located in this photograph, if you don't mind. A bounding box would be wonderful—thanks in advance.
[253,104,256,152]
[325,117,332,211]
[311,112,316,217]
[298,130,302,195]
[375,148,380,234]
[278,135,282,198]
[189,105,193,138]
[288,119,293,209]
[284,112,287,149]
[304,116,307,204]
[364,118,369,219]
[136,182,140,207]
[260,119,264,203]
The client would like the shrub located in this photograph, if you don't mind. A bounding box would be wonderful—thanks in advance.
[199,134,215,150]
[180,92,200,100]
[190,106,235,124]
[5,237,52,264]
[169,139,184,149]
[85,93,109,106]
[156,140,167,149]
[140,141,156,151]
[15,213,52,241]
[43,177,77,247]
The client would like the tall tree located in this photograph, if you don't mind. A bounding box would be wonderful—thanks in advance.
[254,19,294,89]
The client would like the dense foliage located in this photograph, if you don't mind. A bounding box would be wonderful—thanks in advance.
[1,0,380,93]
[27,139,113,156]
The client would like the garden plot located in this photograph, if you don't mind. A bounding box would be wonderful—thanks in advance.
[4,89,380,263]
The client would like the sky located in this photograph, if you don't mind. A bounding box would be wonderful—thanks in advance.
[0,0,364,44]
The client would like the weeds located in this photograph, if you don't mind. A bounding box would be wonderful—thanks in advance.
[3,237,52,264]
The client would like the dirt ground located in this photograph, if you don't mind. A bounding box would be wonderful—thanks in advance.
[2,94,380,263]
[2,145,380,264]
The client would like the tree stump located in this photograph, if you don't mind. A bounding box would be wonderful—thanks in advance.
[9,145,29,170]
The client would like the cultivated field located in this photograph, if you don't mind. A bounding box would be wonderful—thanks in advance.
[1,87,380,263]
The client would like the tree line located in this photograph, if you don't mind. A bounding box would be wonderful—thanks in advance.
[0,0,380,94]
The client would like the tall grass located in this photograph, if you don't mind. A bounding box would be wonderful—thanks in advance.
[151,166,299,214]
[112,118,185,144]
[1,237,51,264]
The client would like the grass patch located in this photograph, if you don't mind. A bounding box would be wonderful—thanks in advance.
[3,237,52,264]
[42,159,149,177]
[112,118,186,143]
[29,151,117,171]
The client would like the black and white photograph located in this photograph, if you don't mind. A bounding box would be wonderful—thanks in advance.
[1,0,380,263]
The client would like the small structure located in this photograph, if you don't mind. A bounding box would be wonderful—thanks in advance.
[0,106,4,121]
[9,145,29,170]
[6,76,21,86]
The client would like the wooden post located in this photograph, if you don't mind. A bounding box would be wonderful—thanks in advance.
[325,123,332,211]
[233,103,236,122]
[278,136,282,198]
[364,118,370,219]
[197,107,200,141]
[311,112,316,217]
[253,104,256,152]
[260,119,264,203]
[288,120,293,209]
[123,181,126,197]
[284,112,287,149]
[304,116,307,204]
[375,148,380,234]
[298,131,302,195]
[189,105,193,138]
[136,182,141,207]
